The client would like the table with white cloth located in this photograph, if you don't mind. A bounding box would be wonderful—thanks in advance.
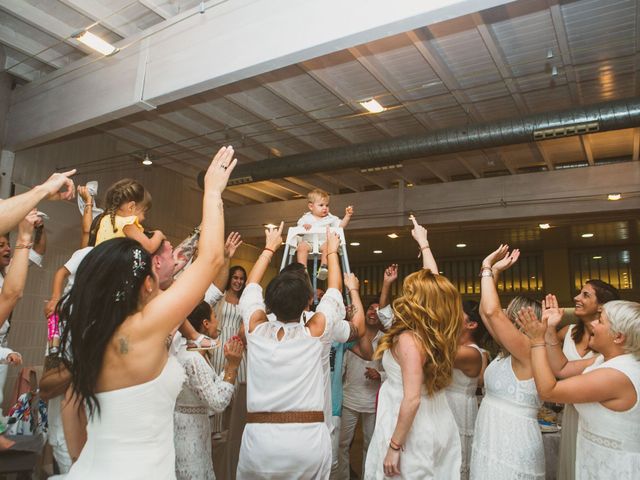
[542,431,561,480]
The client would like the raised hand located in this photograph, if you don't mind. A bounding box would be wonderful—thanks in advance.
[409,215,429,249]
[224,232,243,259]
[515,306,547,343]
[39,169,76,201]
[383,264,398,284]
[344,272,360,292]
[493,248,520,273]
[542,294,564,330]
[204,146,237,193]
[18,209,39,240]
[78,185,92,203]
[265,222,284,252]
[6,352,22,365]
[345,205,354,216]
[326,227,340,254]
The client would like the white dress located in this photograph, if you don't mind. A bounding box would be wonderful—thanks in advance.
[574,354,640,479]
[558,324,595,480]
[66,356,185,479]
[445,344,484,480]
[470,355,544,479]
[174,343,235,480]
[364,350,461,480]
[237,283,345,479]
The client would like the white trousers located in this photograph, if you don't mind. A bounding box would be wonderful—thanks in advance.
[335,406,376,480]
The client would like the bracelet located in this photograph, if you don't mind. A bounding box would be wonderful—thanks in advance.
[14,243,33,250]
[389,438,404,451]
[420,245,430,250]
[479,267,493,278]
[328,251,338,256]
[263,247,275,254]
[531,343,546,348]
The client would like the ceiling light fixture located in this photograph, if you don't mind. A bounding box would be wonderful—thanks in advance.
[592,256,602,260]
[373,250,383,254]
[607,193,622,201]
[546,49,554,59]
[551,65,558,76]
[387,233,399,239]
[456,243,467,248]
[350,242,360,246]
[142,154,153,166]
[539,223,551,229]
[360,98,386,114]
[581,233,594,238]
[73,31,119,56]
[360,164,402,173]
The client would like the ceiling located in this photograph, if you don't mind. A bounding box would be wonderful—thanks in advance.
[1,0,639,208]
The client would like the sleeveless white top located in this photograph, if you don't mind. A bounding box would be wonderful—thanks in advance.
[563,324,595,361]
[574,354,640,479]
[66,356,185,479]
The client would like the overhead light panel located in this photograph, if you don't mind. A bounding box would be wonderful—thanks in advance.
[387,233,399,239]
[607,193,622,201]
[350,242,360,246]
[373,250,383,254]
[581,233,594,238]
[360,164,402,173]
[533,122,599,140]
[456,243,467,248]
[539,223,551,230]
[360,98,386,114]
[593,256,602,260]
[74,31,119,56]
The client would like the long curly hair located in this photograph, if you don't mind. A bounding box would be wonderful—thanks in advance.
[374,269,462,395]
[58,238,153,417]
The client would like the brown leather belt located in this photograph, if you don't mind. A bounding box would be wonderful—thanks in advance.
[246,411,324,424]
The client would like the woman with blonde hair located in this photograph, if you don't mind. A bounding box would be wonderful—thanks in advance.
[364,268,462,479]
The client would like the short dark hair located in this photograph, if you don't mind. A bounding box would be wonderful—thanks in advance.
[187,301,211,333]
[265,271,312,322]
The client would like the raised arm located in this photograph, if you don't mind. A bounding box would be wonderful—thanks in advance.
[344,273,365,340]
[212,232,242,291]
[379,264,398,309]
[172,226,201,275]
[0,170,76,234]
[516,307,629,405]
[479,245,531,363]
[339,205,353,229]
[78,186,94,248]
[124,226,165,254]
[45,266,71,318]
[383,332,425,477]
[0,211,37,321]
[326,228,343,292]
[410,216,437,273]
[141,146,235,335]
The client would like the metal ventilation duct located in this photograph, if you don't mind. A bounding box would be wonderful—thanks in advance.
[197,97,640,188]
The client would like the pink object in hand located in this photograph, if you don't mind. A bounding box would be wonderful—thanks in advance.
[47,314,60,341]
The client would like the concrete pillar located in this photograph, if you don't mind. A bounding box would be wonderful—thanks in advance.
[543,248,572,306]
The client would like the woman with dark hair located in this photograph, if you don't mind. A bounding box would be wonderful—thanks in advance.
[552,279,619,480]
[208,264,247,480]
[58,146,235,478]
[445,300,490,480]
[471,245,545,480]
[174,301,244,480]
[237,224,352,478]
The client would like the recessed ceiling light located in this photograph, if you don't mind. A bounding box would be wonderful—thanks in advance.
[373,250,383,254]
[581,233,594,238]
[406,183,414,188]
[531,276,536,279]
[73,31,119,56]
[592,255,602,260]
[456,243,467,248]
[607,193,622,201]
[359,98,385,114]
[387,233,399,239]
[539,223,551,229]
[142,155,153,166]
[349,242,360,246]
[264,223,277,229]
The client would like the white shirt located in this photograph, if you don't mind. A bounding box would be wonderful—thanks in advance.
[63,247,93,295]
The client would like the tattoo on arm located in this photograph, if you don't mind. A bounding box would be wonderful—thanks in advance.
[175,227,200,263]
[346,322,359,342]
[118,336,129,354]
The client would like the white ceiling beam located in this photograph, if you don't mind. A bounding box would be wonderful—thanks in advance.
[580,135,595,166]
[420,161,448,182]
[6,0,515,149]
[248,182,290,202]
[530,143,554,171]
[0,0,95,55]
[0,24,66,69]
[493,149,517,175]
[357,171,387,190]
[547,0,580,103]
[139,0,178,19]
[284,176,338,195]
[264,179,306,197]
[456,155,481,178]
[315,173,361,193]
[58,0,139,38]
[229,185,270,204]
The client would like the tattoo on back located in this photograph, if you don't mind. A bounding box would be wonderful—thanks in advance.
[118,336,129,354]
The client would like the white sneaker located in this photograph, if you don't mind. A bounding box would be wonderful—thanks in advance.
[316,265,328,281]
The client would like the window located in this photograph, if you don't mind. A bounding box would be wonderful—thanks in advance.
[571,249,633,291]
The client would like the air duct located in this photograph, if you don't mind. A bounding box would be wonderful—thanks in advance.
[197,97,640,188]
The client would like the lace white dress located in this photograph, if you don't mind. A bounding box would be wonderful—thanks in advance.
[66,356,185,479]
[364,350,461,479]
[558,324,595,480]
[445,344,484,480]
[237,283,345,479]
[470,355,544,479]
[174,342,235,480]
[574,354,640,479]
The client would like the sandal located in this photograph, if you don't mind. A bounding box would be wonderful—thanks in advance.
[186,334,220,352]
